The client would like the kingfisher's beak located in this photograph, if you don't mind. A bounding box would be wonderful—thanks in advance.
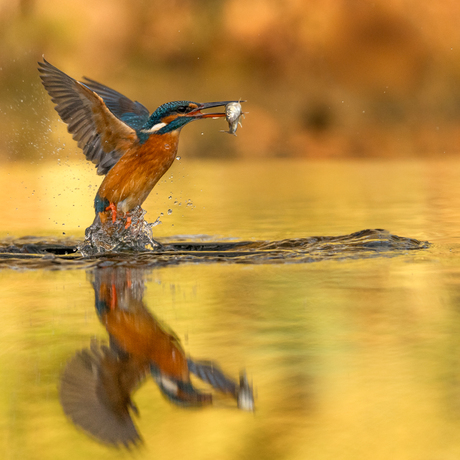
[187,101,245,119]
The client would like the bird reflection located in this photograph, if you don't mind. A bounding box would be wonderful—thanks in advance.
[59,267,254,448]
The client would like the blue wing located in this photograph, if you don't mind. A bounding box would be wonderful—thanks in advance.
[81,77,150,130]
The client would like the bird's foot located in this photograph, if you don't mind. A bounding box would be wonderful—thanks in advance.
[105,202,117,223]
[124,213,132,229]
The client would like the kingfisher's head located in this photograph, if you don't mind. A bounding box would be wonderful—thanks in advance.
[138,100,239,140]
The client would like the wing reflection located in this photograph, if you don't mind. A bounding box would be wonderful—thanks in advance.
[59,267,254,447]
[59,340,144,448]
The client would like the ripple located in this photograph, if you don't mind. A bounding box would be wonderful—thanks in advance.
[0,229,429,270]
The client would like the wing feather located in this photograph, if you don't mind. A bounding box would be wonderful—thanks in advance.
[81,76,150,129]
[38,59,146,175]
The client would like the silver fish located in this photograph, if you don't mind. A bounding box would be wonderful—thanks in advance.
[237,372,254,412]
[221,101,245,136]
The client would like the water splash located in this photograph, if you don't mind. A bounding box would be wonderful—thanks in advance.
[78,206,162,256]
[0,229,430,270]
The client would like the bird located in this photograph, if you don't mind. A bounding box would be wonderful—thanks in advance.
[38,59,240,228]
[60,267,254,447]
[59,340,146,448]
[92,267,214,407]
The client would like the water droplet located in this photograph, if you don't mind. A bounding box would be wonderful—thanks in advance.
[168,195,172,199]
[176,156,181,160]
[167,209,173,215]
[77,206,161,255]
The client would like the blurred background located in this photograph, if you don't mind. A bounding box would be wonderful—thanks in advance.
[5,5,460,460]
[2,0,460,163]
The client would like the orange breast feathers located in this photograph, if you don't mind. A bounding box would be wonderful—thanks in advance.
[97,131,180,213]
[102,308,190,381]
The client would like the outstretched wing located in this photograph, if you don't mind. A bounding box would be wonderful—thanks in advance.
[59,341,144,448]
[38,59,144,175]
[81,77,150,130]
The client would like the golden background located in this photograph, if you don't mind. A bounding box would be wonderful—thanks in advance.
[2,0,460,162]
[3,4,460,459]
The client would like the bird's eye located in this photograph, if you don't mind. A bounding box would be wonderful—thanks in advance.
[177,106,188,113]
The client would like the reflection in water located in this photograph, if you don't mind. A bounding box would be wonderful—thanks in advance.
[59,267,254,448]
[59,340,144,447]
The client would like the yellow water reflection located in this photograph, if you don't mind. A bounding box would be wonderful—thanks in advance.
[2,159,460,459]
[3,258,460,459]
[58,267,252,448]
[3,158,460,241]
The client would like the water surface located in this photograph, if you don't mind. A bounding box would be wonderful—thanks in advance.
[2,158,460,459]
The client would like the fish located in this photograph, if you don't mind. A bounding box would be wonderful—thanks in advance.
[237,372,255,412]
[220,101,245,136]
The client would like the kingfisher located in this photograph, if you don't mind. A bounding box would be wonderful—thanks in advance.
[59,340,146,447]
[91,267,253,409]
[92,267,214,407]
[60,267,254,447]
[38,59,240,228]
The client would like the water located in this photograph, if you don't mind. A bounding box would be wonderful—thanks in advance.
[57,266,254,448]
[2,158,460,459]
[0,229,428,269]
[79,206,161,256]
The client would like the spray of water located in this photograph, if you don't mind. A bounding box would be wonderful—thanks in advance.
[78,206,162,256]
